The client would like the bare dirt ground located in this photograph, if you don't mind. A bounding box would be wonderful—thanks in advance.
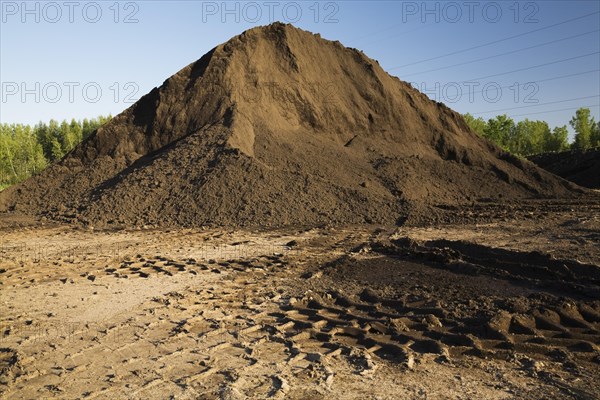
[1,200,599,399]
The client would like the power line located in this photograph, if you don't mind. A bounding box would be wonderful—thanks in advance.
[529,70,600,84]
[464,69,600,96]
[496,104,600,118]
[389,10,600,70]
[402,29,599,78]
[473,95,600,115]
[411,70,600,104]
[467,51,600,81]
[410,70,600,101]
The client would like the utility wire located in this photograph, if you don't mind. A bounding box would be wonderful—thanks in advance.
[410,70,600,103]
[508,104,600,118]
[463,69,600,96]
[402,29,599,78]
[473,95,600,114]
[389,10,600,70]
[467,51,600,81]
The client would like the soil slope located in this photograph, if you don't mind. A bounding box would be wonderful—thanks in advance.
[529,148,600,189]
[0,23,582,227]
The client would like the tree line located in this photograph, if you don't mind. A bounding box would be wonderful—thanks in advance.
[0,116,112,189]
[463,107,600,156]
[1,108,598,190]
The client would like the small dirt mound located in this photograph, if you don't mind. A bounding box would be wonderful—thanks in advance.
[529,148,600,189]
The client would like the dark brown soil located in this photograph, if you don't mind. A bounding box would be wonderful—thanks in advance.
[300,231,600,398]
[529,148,600,189]
[0,23,586,228]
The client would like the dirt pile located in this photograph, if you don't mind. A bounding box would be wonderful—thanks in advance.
[0,23,583,227]
[529,148,600,189]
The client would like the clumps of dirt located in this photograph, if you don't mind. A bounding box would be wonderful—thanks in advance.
[374,237,600,298]
[0,23,585,228]
[316,238,600,386]
[529,148,600,189]
[0,348,21,387]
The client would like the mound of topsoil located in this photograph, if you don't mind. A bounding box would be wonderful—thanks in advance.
[529,148,600,189]
[0,23,584,227]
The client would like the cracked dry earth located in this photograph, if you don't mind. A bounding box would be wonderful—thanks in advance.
[1,211,600,399]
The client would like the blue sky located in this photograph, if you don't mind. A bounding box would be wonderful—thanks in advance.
[1,0,599,139]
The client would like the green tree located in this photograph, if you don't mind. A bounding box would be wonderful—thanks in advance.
[463,113,487,136]
[50,137,64,161]
[1,115,111,189]
[483,114,515,150]
[70,118,83,146]
[34,121,52,161]
[81,118,92,140]
[0,125,18,183]
[590,121,600,148]
[0,123,47,187]
[14,124,47,178]
[513,119,550,155]
[570,108,595,150]
[59,120,72,152]
[543,125,569,152]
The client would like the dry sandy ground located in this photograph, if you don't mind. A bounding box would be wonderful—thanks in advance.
[1,203,599,399]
